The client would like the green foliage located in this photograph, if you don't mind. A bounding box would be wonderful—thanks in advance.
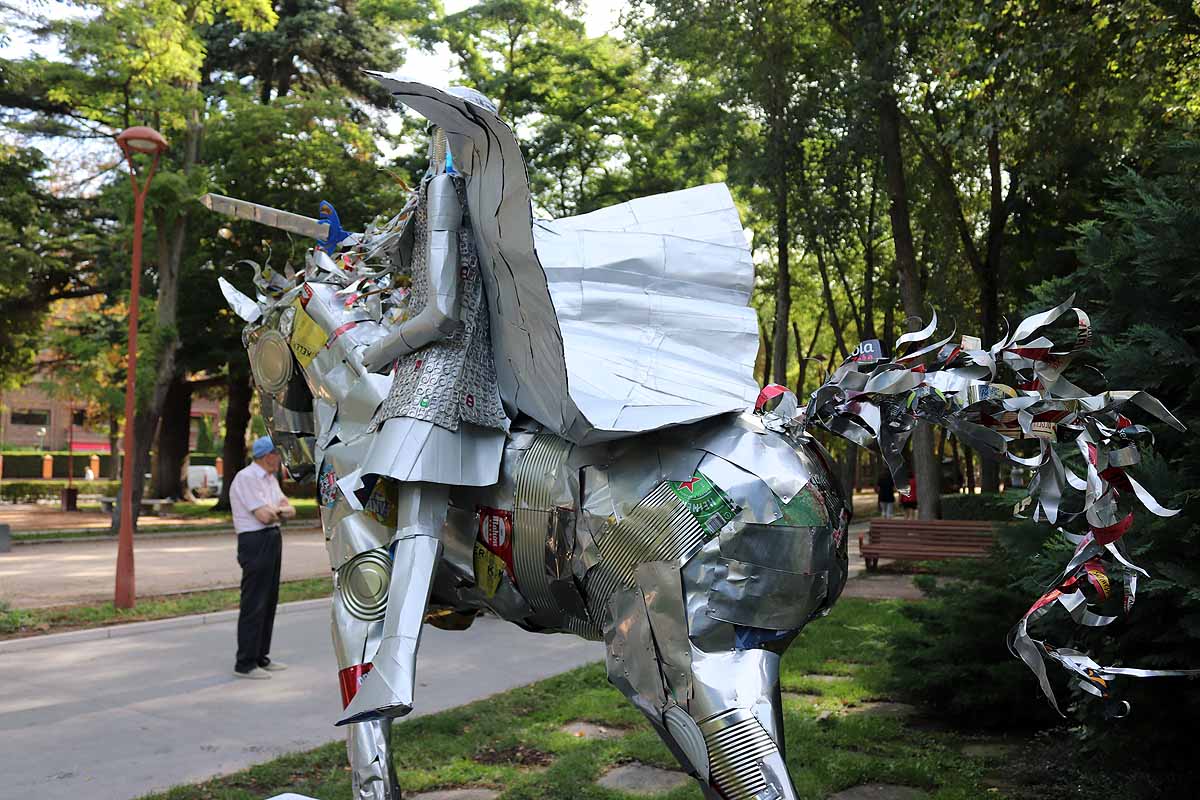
[0,145,107,384]
[195,416,214,453]
[1039,139,1200,768]
[886,524,1065,730]
[426,0,692,217]
[203,0,421,107]
[939,492,1023,521]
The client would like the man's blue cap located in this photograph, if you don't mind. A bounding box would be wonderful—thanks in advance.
[252,435,276,459]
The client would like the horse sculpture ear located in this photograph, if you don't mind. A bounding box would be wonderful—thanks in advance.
[219,276,263,323]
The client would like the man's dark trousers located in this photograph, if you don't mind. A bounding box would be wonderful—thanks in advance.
[235,526,282,673]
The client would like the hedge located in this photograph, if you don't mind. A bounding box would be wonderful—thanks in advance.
[0,453,113,480]
[0,480,121,503]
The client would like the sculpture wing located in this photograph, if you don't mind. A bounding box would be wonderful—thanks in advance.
[370,74,760,444]
[534,184,759,438]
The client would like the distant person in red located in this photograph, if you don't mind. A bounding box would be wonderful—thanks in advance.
[900,474,918,518]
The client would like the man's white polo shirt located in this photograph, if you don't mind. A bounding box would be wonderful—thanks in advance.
[229,461,286,534]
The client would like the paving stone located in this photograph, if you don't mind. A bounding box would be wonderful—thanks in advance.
[782,691,823,704]
[561,721,627,740]
[844,701,918,718]
[961,741,1021,759]
[827,783,930,800]
[597,763,691,795]
[408,790,501,800]
[801,674,850,682]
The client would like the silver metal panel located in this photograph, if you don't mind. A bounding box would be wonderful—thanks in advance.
[718,524,824,575]
[585,482,707,626]
[636,561,692,703]
[200,192,330,240]
[696,453,782,524]
[690,414,809,503]
[604,586,666,710]
[706,560,826,631]
[690,648,783,746]
[371,75,761,444]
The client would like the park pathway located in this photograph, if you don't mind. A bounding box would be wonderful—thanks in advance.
[0,521,913,608]
[0,526,328,608]
[0,602,603,800]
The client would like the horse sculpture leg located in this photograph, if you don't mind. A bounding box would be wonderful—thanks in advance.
[339,482,448,726]
[682,648,794,800]
[331,597,401,799]
[604,565,799,800]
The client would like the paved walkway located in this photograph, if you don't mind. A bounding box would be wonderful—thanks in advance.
[0,502,232,532]
[0,526,328,608]
[0,603,604,800]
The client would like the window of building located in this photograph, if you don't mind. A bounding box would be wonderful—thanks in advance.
[71,409,86,426]
[11,409,50,426]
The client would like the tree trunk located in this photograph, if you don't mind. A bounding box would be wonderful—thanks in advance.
[760,321,774,387]
[216,366,253,511]
[107,411,121,480]
[882,281,896,357]
[153,374,192,499]
[980,131,1004,494]
[965,446,976,494]
[949,434,964,494]
[815,246,850,360]
[840,445,860,499]
[793,314,824,397]
[771,174,791,385]
[858,0,940,519]
[861,172,879,341]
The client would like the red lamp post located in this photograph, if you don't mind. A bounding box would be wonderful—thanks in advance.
[114,125,168,609]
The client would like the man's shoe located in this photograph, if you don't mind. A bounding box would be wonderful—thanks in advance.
[233,667,272,680]
[259,659,288,671]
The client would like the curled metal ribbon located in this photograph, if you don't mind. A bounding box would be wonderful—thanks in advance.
[804,300,1196,713]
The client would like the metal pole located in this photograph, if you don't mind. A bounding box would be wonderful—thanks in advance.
[114,186,146,609]
[112,129,164,610]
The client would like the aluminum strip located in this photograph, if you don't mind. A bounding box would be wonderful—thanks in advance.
[512,434,573,617]
[700,708,776,800]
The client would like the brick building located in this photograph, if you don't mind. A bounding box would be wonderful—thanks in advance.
[0,384,220,453]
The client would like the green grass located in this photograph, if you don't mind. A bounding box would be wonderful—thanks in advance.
[137,599,1005,800]
[0,576,332,638]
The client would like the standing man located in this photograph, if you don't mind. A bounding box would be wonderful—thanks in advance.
[230,435,296,679]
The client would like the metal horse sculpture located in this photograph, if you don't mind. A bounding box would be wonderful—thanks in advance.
[213,76,1191,800]
[225,269,851,800]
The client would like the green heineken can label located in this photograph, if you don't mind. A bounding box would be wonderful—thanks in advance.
[670,471,740,536]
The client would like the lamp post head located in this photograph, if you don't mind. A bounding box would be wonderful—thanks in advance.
[116,126,168,157]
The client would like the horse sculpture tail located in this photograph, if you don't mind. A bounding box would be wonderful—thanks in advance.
[801,295,1198,714]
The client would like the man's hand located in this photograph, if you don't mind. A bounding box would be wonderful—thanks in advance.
[277,500,297,521]
[252,505,280,526]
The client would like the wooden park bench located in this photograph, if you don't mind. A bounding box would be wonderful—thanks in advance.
[860,518,996,570]
[98,497,176,516]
